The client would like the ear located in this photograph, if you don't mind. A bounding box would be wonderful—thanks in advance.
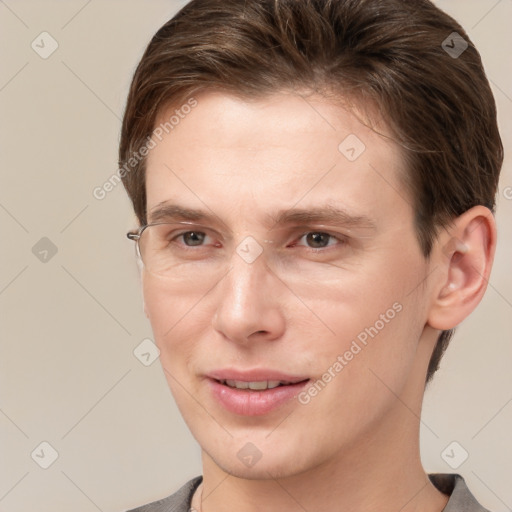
[427,206,497,330]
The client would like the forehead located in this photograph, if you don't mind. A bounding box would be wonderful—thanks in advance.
[145,90,409,228]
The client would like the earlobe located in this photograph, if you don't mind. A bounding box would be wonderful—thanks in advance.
[427,206,496,330]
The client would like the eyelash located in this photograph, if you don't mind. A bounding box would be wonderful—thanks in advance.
[170,230,347,253]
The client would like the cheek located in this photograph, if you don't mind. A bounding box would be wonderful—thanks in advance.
[318,301,416,383]
[309,258,415,337]
[307,253,427,386]
[143,279,202,415]
[142,274,201,368]
[298,301,421,440]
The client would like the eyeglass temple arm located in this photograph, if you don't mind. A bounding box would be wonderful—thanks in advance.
[126,232,140,241]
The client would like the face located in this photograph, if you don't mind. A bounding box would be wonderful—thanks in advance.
[142,90,435,479]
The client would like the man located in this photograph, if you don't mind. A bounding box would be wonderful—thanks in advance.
[120,0,503,510]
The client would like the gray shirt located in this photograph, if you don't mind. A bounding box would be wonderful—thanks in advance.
[126,473,491,512]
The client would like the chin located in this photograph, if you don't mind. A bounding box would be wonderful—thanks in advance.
[201,433,320,481]
[214,455,305,481]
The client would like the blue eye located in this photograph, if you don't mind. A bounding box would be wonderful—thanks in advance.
[179,231,207,246]
[171,230,345,252]
[296,232,340,249]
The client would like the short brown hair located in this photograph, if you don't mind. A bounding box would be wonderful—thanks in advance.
[119,0,503,383]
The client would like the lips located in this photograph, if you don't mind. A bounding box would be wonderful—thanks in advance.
[208,369,309,383]
[220,379,296,390]
[206,369,310,416]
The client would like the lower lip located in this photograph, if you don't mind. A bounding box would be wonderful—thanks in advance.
[207,378,310,416]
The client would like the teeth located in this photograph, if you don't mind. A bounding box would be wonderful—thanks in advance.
[225,379,249,389]
[248,381,267,390]
[223,380,284,390]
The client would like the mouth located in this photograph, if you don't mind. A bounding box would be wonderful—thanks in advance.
[206,373,311,416]
[216,378,309,390]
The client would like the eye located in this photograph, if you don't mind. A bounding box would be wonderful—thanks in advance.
[175,231,212,247]
[295,232,343,249]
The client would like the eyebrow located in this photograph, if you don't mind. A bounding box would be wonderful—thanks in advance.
[149,203,221,224]
[148,201,376,231]
[267,206,376,231]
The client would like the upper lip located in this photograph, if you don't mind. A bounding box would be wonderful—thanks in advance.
[207,368,310,383]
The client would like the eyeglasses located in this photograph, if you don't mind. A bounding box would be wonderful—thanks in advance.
[127,221,236,277]
[127,221,354,288]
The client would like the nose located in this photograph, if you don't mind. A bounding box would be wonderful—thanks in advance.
[211,248,286,345]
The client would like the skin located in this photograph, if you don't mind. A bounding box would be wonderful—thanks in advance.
[141,90,496,512]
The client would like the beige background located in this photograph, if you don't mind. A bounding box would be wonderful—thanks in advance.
[0,1,511,511]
